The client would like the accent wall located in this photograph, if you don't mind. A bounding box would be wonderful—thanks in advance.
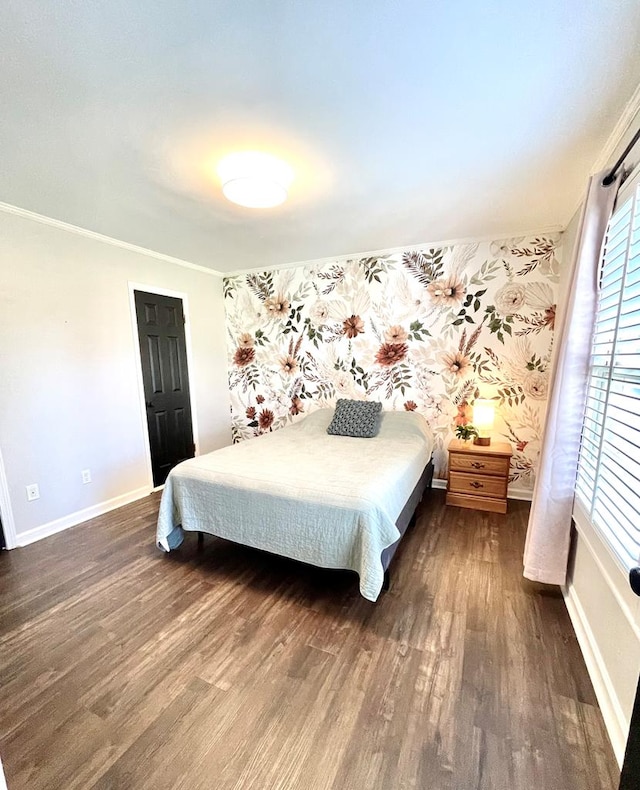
[223,233,561,491]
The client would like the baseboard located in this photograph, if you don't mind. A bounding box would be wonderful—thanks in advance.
[563,583,628,766]
[432,477,533,502]
[507,487,533,501]
[15,486,151,547]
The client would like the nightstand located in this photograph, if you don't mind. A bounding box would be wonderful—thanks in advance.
[446,439,513,514]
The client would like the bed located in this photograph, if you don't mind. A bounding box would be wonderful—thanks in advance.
[156,408,434,601]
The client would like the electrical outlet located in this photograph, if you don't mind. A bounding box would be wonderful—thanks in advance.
[81,469,91,484]
[26,483,40,501]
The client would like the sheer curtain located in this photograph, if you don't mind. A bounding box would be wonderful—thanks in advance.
[523,169,620,585]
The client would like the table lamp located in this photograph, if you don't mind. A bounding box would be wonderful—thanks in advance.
[473,398,495,446]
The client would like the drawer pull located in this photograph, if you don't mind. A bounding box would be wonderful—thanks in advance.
[470,481,484,489]
[471,461,485,469]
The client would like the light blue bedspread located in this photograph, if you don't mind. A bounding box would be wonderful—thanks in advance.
[156,409,433,601]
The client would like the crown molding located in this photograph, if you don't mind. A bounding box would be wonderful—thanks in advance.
[591,81,640,174]
[564,82,640,226]
[225,224,564,277]
[0,204,567,282]
[0,201,223,277]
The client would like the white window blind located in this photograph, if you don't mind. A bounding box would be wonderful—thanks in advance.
[576,177,640,572]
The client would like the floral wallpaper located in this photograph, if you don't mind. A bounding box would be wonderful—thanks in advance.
[223,234,561,490]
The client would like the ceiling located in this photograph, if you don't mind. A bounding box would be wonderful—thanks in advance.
[2,1,640,273]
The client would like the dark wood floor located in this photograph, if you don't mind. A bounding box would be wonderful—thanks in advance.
[0,490,618,790]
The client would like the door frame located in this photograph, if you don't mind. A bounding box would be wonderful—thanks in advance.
[128,282,200,491]
[0,445,17,549]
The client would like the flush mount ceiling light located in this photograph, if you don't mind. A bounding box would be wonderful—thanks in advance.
[217,151,294,208]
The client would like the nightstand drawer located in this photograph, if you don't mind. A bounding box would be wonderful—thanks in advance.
[448,471,506,499]
[449,453,510,477]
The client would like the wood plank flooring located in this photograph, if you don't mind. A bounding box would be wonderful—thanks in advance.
[0,491,619,789]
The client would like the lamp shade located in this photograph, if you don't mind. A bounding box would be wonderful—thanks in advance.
[217,151,294,208]
[473,398,495,444]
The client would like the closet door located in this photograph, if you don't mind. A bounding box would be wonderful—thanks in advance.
[134,290,195,486]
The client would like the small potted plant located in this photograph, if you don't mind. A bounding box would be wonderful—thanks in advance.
[455,424,478,443]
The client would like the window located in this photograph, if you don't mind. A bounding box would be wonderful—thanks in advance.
[576,173,640,572]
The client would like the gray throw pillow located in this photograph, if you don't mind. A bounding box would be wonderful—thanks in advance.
[326,399,383,438]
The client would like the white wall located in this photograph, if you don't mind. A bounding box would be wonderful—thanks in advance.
[562,103,640,765]
[0,207,231,543]
[566,506,640,763]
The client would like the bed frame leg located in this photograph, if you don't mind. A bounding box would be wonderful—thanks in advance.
[382,570,390,591]
[197,531,204,549]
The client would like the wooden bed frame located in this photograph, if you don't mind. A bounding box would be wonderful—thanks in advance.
[196,456,435,595]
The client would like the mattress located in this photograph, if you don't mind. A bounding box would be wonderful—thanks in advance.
[156,408,433,601]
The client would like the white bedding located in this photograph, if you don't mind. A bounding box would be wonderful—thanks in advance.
[156,409,433,601]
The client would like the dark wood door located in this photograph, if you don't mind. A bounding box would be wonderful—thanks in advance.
[619,673,640,789]
[134,291,195,486]
[619,569,640,789]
